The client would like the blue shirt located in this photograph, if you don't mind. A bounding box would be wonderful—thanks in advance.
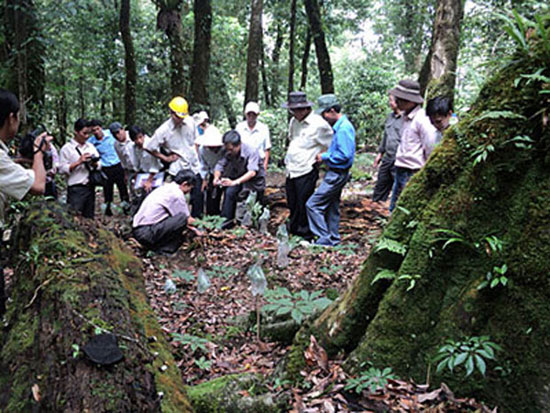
[321,114,355,170]
[88,130,121,167]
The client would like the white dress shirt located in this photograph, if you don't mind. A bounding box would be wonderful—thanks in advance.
[235,120,271,159]
[59,138,101,186]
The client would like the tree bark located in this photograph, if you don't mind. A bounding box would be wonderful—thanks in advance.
[244,0,263,106]
[4,0,45,126]
[287,0,297,95]
[260,45,271,107]
[120,0,137,125]
[0,203,193,411]
[418,0,464,103]
[155,0,187,96]
[287,39,550,411]
[300,28,312,90]
[190,0,212,113]
[303,0,334,94]
[270,23,284,106]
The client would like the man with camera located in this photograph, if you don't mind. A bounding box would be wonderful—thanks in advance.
[1,89,49,316]
[59,118,101,218]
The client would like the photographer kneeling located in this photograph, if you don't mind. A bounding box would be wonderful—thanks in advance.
[59,119,101,218]
[0,89,49,316]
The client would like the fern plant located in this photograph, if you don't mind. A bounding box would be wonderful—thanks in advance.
[373,237,407,256]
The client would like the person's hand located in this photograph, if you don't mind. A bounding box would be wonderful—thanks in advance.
[79,152,92,165]
[190,226,205,237]
[143,180,153,193]
[373,153,382,169]
[34,132,52,153]
[315,153,323,164]
[220,177,234,187]
[201,179,208,192]
[167,153,180,163]
[213,176,221,186]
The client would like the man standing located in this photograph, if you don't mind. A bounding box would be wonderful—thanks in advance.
[372,93,403,203]
[88,119,129,216]
[389,80,437,212]
[306,94,355,246]
[145,96,203,217]
[128,125,163,194]
[283,91,333,239]
[59,119,102,218]
[110,122,136,174]
[0,89,47,316]
[235,101,271,171]
[426,96,454,143]
[213,130,265,227]
[132,169,198,254]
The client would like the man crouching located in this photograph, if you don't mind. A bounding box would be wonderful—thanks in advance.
[132,169,199,255]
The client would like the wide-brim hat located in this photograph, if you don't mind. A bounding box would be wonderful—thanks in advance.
[193,111,209,125]
[195,125,223,147]
[282,91,313,109]
[389,79,424,104]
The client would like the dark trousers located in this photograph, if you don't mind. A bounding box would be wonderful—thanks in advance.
[45,180,58,199]
[221,185,265,221]
[205,175,222,216]
[0,239,4,315]
[372,157,395,202]
[133,213,188,253]
[67,184,96,218]
[389,166,418,212]
[190,173,204,218]
[102,163,129,204]
[286,168,319,239]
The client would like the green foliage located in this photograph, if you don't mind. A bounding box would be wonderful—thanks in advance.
[371,269,421,291]
[71,344,80,359]
[172,269,195,283]
[194,356,213,371]
[195,215,226,231]
[344,367,397,394]
[206,265,239,280]
[263,288,333,324]
[373,237,407,256]
[478,264,509,290]
[230,227,247,238]
[320,265,343,277]
[371,269,397,285]
[434,336,502,377]
[171,333,210,354]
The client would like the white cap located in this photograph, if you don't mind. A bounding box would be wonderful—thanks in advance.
[244,101,260,115]
[195,126,223,147]
[193,110,209,125]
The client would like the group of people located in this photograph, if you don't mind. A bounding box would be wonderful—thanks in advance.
[372,79,454,211]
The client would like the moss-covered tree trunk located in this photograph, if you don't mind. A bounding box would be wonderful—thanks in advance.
[288,38,550,412]
[0,203,192,412]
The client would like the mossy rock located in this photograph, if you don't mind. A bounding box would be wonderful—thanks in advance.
[292,37,550,411]
[186,373,285,413]
[0,202,192,412]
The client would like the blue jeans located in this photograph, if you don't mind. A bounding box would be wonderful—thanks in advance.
[389,167,418,212]
[306,169,349,246]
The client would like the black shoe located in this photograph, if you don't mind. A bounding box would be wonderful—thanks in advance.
[221,219,235,230]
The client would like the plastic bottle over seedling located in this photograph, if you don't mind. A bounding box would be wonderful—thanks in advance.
[164,278,177,295]
[197,268,211,294]
[258,208,270,234]
[247,261,267,297]
[276,223,290,268]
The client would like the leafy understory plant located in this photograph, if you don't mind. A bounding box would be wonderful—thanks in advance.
[206,265,239,279]
[371,269,422,291]
[478,264,508,289]
[373,237,407,256]
[171,333,210,354]
[434,336,502,377]
[344,367,397,394]
[263,288,332,324]
[194,356,213,370]
[172,269,195,282]
[194,215,226,231]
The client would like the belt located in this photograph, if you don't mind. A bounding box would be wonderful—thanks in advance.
[328,167,350,173]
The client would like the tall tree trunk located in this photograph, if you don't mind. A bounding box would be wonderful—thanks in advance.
[260,45,271,107]
[4,0,45,126]
[120,0,137,125]
[287,0,297,95]
[244,0,263,106]
[300,28,312,90]
[287,38,550,412]
[418,0,464,103]
[303,0,334,94]
[55,62,68,143]
[156,0,187,96]
[190,0,212,113]
[270,23,284,106]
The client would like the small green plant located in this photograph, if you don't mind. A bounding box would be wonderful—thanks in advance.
[478,264,508,289]
[371,269,421,291]
[319,265,343,277]
[263,288,333,324]
[230,227,247,238]
[434,336,502,377]
[194,356,213,370]
[344,367,396,394]
[71,344,80,358]
[171,333,210,353]
[373,237,407,256]
[206,265,239,279]
[194,215,226,231]
[334,242,358,256]
[172,269,195,282]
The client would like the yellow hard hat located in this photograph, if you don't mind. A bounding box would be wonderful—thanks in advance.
[168,96,189,118]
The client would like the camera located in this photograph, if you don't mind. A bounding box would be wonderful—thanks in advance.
[17,124,53,171]
[88,155,100,164]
